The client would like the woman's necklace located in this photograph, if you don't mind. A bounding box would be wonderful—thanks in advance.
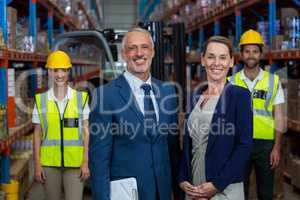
[200,90,210,109]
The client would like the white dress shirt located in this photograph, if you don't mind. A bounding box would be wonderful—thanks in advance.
[123,71,159,122]
[32,86,90,124]
[240,69,285,105]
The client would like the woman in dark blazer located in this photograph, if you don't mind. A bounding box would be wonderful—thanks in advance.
[179,36,253,200]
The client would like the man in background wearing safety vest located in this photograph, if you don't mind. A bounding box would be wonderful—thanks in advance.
[32,51,90,200]
[229,29,285,200]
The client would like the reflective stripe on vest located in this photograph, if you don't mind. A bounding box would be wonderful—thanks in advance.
[43,140,83,146]
[254,109,272,117]
[265,73,274,110]
[229,74,235,84]
[228,71,279,140]
[40,92,48,140]
[77,91,83,143]
[36,89,87,167]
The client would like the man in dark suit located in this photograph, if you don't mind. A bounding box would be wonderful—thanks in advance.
[89,27,180,200]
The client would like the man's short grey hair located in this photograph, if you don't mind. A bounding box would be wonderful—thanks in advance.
[121,27,154,50]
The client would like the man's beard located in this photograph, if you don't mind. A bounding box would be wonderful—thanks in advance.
[244,59,259,68]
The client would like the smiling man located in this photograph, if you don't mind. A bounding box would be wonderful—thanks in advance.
[229,29,285,200]
[89,27,180,200]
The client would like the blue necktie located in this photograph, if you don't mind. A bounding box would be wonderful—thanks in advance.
[141,84,157,136]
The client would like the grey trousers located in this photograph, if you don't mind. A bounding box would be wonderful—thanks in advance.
[43,167,84,200]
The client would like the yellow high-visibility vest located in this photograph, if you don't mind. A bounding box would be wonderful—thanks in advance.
[35,88,88,167]
[229,70,279,140]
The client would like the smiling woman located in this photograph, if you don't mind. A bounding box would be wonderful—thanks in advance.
[32,50,91,200]
[179,36,253,200]
[201,36,233,87]
[49,69,70,88]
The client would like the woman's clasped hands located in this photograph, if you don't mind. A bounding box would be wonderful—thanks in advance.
[180,181,218,200]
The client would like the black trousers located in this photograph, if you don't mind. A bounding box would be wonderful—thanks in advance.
[244,139,275,200]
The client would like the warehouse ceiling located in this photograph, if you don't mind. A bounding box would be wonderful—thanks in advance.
[101,0,138,30]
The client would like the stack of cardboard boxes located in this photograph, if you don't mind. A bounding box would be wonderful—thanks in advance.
[7,7,17,49]
[272,8,299,50]
[14,69,34,126]
[287,79,300,122]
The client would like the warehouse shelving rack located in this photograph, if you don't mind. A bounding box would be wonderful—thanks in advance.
[159,0,191,21]
[0,121,33,152]
[0,49,100,67]
[166,49,300,64]
[158,0,300,63]
[158,2,300,71]
[0,0,103,187]
[141,0,300,132]
[78,2,97,30]
[158,0,300,191]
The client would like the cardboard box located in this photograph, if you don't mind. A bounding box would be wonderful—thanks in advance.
[272,35,284,50]
[287,80,300,99]
[291,158,300,189]
[49,0,58,6]
[10,158,30,200]
[0,28,5,47]
[285,154,294,179]
[0,106,8,139]
[280,8,299,32]
[7,7,17,49]
[288,99,297,120]
[37,31,48,53]
[14,69,34,126]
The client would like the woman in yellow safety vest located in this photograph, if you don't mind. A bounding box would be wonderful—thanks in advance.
[32,50,90,200]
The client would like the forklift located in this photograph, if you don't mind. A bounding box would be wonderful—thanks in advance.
[52,22,187,103]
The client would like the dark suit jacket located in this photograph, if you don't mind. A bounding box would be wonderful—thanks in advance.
[179,82,253,192]
[89,74,180,200]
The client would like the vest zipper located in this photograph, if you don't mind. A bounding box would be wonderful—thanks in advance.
[54,100,69,167]
[242,79,259,98]
[242,72,264,96]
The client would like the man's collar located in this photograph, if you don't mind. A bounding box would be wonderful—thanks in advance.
[240,68,264,81]
[123,70,152,91]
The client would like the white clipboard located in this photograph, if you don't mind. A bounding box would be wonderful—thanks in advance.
[110,177,139,200]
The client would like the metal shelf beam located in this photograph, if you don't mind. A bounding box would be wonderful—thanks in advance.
[235,10,242,48]
[187,0,260,32]
[48,8,54,49]
[268,0,276,50]
[0,0,7,43]
[214,20,220,36]
[198,28,205,52]
[29,0,37,49]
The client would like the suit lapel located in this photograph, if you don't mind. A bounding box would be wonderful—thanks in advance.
[151,79,165,142]
[116,75,166,142]
[116,75,144,124]
[206,83,232,155]
[151,79,163,124]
